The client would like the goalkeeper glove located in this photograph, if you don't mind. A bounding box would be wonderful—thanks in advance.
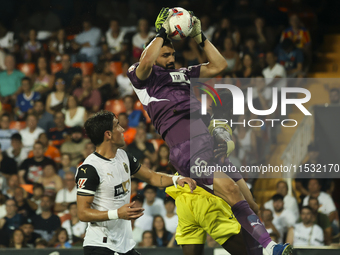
[188,12,206,47]
[155,7,173,40]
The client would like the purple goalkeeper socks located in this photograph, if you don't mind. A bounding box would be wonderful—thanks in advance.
[241,227,263,255]
[232,200,272,249]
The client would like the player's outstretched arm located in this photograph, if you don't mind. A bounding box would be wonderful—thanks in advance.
[189,15,227,78]
[136,7,172,81]
[77,195,144,222]
[134,165,197,192]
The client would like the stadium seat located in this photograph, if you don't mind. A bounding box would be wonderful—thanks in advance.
[72,62,94,76]
[9,121,26,130]
[105,99,126,115]
[110,61,123,75]
[149,139,165,151]
[17,63,35,76]
[51,62,63,74]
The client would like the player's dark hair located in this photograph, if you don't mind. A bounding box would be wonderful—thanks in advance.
[11,133,22,142]
[164,196,175,205]
[144,184,157,193]
[84,110,116,146]
[276,180,288,190]
[272,194,284,202]
[301,206,313,213]
[144,37,173,49]
[132,195,144,204]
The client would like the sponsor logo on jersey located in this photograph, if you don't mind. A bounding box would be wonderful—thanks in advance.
[123,162,129,173]
[114,179,130,197]
[78,178,87,189]
[128,65,135,73]
[80,167,87,174]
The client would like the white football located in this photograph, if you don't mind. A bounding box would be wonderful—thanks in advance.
[168,7,193,40]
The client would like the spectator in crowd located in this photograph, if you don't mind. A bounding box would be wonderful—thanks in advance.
[35,238,48,248]
[92,61,117,103]
[5,133,29,167]
[58,154,76,178]
[62,95,87,128]
[9,228,28,249]
[118,112,136,146]
[3,174,20,198]
[261,209,281,241]
[182,38,205,67]
[54,172,76,213]
[49,29,71,62]
[0,113,18,151]
[241,37,261,63]
[0,191,6,219]
[139,231,155,248]
[20,220,41,248]
[30,184,44,215]
[18,141,55,184]
[132,195,153,232]
[37,163,63,197]
[73,75,102,113]
[281,14,311,51]
[19,114,44,151]
[49,227,72,248]
[329,88,340,106]
[155,144,172,174]
[212,18,241,50]
[234,54,260,80]
[200,15,215,41]
[276,38,304,77]
[0,54,25,101]
[60,126,90,167]
[132,18,155,61]
[141,157,156,172]
[271,194,297,242]
[308,197,332,245]
[127,127,156,162]
[117,62,134,97]
[32,100,55,133]
[98,43,114,64]
[303,179,337,223]
[151,215,174,247]
[15,77,40,120]
[123,95,144,128]
[262,52,287,90]
[0,199,26,233]
[46,78,68,115]
[163,197,178,234]
[264,180,299,216]
[143,185,166,217]
[23,29,42,63]
[61,202,86,244]
[72,17,101,65]
[78,141,95,165]
[105,18,126,61]
[14,187,37,218]
[31,195,61,242]
[28,133,61,163]
[246,17,275,50]
[221,37,240,73]
[0,143,18,177]
[286,206,324,246]
[48,111,71,149]
[32,56,53,96]
[54,54,82,93]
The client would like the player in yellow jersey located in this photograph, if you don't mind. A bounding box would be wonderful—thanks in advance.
[166,92,264,255]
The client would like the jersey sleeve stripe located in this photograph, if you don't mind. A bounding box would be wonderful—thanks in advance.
[77,189,95,195]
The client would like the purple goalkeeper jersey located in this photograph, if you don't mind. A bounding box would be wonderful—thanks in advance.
[127,63,202,138]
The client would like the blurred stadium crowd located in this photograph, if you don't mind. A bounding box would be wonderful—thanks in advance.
[0,0,339,250]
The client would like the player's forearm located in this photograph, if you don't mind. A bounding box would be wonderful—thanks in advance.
[139,37,163,68]
[78,208,110,222]
[203,40,228,73]
[149,172,175,188]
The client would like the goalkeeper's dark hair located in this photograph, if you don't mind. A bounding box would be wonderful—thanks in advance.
[144,37,173,49]
[211,91,234,120]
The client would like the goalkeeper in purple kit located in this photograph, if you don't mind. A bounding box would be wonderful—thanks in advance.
[127,7,292,255]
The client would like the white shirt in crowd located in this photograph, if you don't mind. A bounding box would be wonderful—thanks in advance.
[106,29,126,54]
[134,214,153,231]
[273,209,297,243]
[55,186,77,204]
[62,219,87,243]
[19,127,45,150]
[293,222,324,246]
[264,195,299,218]
[0,204,6,219]
[116,74,134,98]
[302,192,336,215]
[132,32,155,49]
[142,197,166,218]
[262,63,287,90]
[5,147,30,167]
[132,226,144,244]
[164,214,178,234]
